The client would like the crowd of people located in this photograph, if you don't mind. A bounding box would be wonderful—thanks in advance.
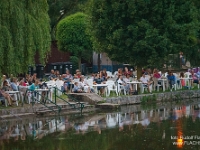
[1,66,200,106]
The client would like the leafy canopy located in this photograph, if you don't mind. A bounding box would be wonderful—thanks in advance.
[88,0,200,68]
[56,12,93,67]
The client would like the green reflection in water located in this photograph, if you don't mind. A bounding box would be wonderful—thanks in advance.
[1,116,200,150]
[1,102,200,150]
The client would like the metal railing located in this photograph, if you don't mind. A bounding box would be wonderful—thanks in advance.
[23,89,61,114]
[53,87,84,114]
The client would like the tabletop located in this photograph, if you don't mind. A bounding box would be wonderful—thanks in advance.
[126,81,142,84]
[92,84,108,87]
[35,89,49,92]
[5,91,20,94]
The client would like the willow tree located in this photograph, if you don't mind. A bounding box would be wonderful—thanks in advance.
[0,0,51,75]
[88,0,200,76]
[56,12,93,70]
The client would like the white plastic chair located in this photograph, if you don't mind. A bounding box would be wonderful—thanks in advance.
[113,71,118,78]
[86,79,94,89]
[55,80,64,96]
[106,80,118,96]
[140,84,152,93]
[153,78,162,91]
[116,80,126,95]
[106,71,113,78]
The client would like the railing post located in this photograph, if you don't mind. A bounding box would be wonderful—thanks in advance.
[54,87,57,104]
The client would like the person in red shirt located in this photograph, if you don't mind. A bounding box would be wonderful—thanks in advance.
[123,67,130,76]
[153,69,161,79]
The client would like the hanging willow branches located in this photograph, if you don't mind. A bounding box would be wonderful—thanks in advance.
[0,0,51,75]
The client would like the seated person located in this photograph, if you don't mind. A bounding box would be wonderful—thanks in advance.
[0,89,13,106]
[123,74,133,93]
[140,73,151,92]
[191,70,200,87]
[179,72,185,87]
[29,80,39,91]
[167,71,175,89]
[102,69,109,80]
[117,75,130,94]
[72,82,83,93]
[153,69,161,79]
[196,68,200,78]
[19,77,27,86]
[93,73,106,95]
[123,67,130,77]
[10,77,18,91]
[2,80,10,91]
[49,69,56,80]
[74,70,82,79]
[79,77,94,93]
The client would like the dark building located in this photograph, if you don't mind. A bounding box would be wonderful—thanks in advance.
[35,40,71,73]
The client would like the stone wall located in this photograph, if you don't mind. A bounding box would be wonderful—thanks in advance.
[105,90,200,105]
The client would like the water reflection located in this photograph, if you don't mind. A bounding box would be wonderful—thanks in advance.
[1,100,200,149]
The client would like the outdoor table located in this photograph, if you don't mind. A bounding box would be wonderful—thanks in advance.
[35,89,51,102]
[126,81,142,91]
[92,84,108,96]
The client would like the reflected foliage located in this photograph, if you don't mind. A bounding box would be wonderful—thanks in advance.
[2,116,200,150]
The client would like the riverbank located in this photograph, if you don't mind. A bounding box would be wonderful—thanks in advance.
[1,89,200,118]
[105,90,200,105]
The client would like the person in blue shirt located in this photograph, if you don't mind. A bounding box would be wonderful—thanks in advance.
[72,82,83,93]
[29,80,39,91]
[167,71,175,89]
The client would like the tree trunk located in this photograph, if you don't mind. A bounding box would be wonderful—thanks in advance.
[79,57,82,73]
[137,66,142,80]
[98,53,101,72]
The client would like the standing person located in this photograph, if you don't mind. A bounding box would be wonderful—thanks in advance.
[179,51,185,67]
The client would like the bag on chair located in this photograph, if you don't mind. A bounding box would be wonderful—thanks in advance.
[132,90,138,95]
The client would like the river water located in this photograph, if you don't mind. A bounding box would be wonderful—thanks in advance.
[1,100,200,150]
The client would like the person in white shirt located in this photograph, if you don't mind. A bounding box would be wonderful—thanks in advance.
[79,76,94,93]
[140,73,151,92]
[123,74,133,92]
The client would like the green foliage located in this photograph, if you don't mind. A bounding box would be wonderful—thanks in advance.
[0,0,51,75]
[48,0,88,39]
[56,12,93,69]
[88,0,200,68]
